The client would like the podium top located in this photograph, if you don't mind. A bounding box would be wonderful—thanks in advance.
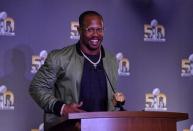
[68,111,188,122]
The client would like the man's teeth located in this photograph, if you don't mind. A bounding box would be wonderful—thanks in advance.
[91,40,98,42]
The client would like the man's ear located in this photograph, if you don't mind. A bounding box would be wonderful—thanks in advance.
[77,26,81,34]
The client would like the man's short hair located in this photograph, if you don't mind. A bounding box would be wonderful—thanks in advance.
[79,10,103,27]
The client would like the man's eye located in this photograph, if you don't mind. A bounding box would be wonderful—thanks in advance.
[87,28,94,32]
[84,28,104,33]
[97,28,103,32]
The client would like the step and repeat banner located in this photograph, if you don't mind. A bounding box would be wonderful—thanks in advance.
[0,0,193,131]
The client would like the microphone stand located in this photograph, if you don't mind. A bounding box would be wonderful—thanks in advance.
[104,69,126,111]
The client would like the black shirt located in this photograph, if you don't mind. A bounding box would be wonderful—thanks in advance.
[79,54,108,111]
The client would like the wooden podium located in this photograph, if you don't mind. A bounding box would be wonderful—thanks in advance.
[68,111,189,131]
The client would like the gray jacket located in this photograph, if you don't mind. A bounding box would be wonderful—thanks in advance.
[29,43,118,130]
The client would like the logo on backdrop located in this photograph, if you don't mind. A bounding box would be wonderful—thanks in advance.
[31,50,48,74]
[116,52,130,76]
[181,53,193,77]
[0,11,15,36]
[70,21,79,40]
[183,124,193,131]
[0,85,14,110]
[145,88,167,111]
[144,19,166,42]
[31,123,44,131]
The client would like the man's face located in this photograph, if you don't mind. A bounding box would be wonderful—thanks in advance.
[79,15,104,52]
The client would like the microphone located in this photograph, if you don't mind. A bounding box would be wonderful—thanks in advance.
[103,69,126,111]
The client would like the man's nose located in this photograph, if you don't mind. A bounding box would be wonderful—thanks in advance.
[92,30,99,35]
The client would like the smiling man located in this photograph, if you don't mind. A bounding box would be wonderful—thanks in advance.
[78,12,104,55]
[29,10,118,131]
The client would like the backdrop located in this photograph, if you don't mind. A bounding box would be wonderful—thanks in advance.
[0,0,193,131]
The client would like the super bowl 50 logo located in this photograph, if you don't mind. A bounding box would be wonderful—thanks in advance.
[70,21,79,40]
[0,11,15,36]
[116,52,130,76]
[31,123,44,131]
[181,54,193,77]
[145,88,167,111]
[31,50,48,74]
[183,124,193,131]
[0,85,14,110]
[144,19,166,42]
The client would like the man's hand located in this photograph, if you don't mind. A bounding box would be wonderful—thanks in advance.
[61,102,85,116]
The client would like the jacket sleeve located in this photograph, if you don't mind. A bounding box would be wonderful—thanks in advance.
[29,50,64,115]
